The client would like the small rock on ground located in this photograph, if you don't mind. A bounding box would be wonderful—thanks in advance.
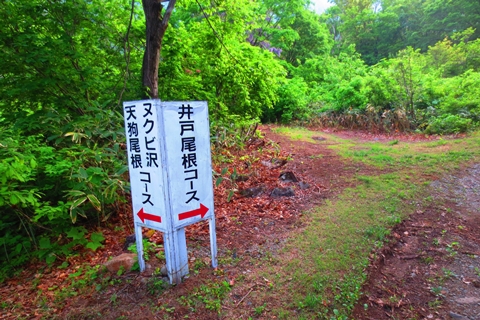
[103,253,137,273]
[271,187,295,197]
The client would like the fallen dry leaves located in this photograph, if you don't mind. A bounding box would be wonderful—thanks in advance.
[0,132,316,319]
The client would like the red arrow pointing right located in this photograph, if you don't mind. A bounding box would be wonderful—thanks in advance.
[137,208,161,223]
[178,204,209,221]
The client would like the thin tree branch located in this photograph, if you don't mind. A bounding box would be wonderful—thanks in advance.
[161,0,177,30]
[118,0,136,105]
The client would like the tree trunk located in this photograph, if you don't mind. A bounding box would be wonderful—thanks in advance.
[142,0,176,98]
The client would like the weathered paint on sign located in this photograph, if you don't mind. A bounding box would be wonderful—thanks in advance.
[123,100,167,231]
[123,100,217,284]
[162,102,214,229]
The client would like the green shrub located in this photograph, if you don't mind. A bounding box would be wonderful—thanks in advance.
[425,114,473,134]
[262,77,310,123]
[0,132,69,279]
[426,71,480,117]
[333,76,368,112]
[0,104,126,281]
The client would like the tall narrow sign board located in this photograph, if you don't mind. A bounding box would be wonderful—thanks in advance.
[123,100,217,284]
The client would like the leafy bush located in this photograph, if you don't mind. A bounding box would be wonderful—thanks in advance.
[210,115,260,150]
[0,103,126,280]
[333,76,368,112]
[312,34,480,134]
[0,132,67,279]
[425,115,473,134]
[158,12,284,123]
[428,71,480,118]
[263,77,310,123]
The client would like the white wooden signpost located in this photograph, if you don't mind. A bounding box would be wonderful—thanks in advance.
[123,99,217,284]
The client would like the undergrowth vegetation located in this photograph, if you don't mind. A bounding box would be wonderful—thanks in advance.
[1,125,479,318]
[275,174,420,318]
[1,0,480,290]
[255,127,480,319]
[289,31,480,133]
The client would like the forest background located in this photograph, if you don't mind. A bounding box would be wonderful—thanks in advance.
[1,0,479,281]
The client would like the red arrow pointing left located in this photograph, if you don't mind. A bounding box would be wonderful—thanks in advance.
[137,208,161,223]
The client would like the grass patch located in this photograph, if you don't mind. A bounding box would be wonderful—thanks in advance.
[272,126,348,145]
[329,135,480,169]
[257,174,422,319]
[180,280,232,313]
[261,127,480,318]
[272,126,317,143]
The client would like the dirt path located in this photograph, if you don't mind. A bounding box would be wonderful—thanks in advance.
[261,127,480,320]
[1,126,478,320]
[353,164,480,320]
[2,125,362,320]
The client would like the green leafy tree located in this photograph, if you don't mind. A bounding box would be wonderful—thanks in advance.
[0,0,138,278]
[159,0,285,123]
[262,77,310,123]
[0,0,143,121]
[323,0,480,65]
[282,8,333,67]
[250,0,308,53]
[417,0,480,51]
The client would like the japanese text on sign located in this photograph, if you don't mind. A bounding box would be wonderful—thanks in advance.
[126,103,160,208]
[178,104,200,204]
[124,101,165,228]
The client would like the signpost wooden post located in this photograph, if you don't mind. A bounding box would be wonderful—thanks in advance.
[123,99,217,284]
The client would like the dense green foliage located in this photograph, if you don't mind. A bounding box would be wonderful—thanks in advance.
[0,0,479,280]
[0,0,140,279]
